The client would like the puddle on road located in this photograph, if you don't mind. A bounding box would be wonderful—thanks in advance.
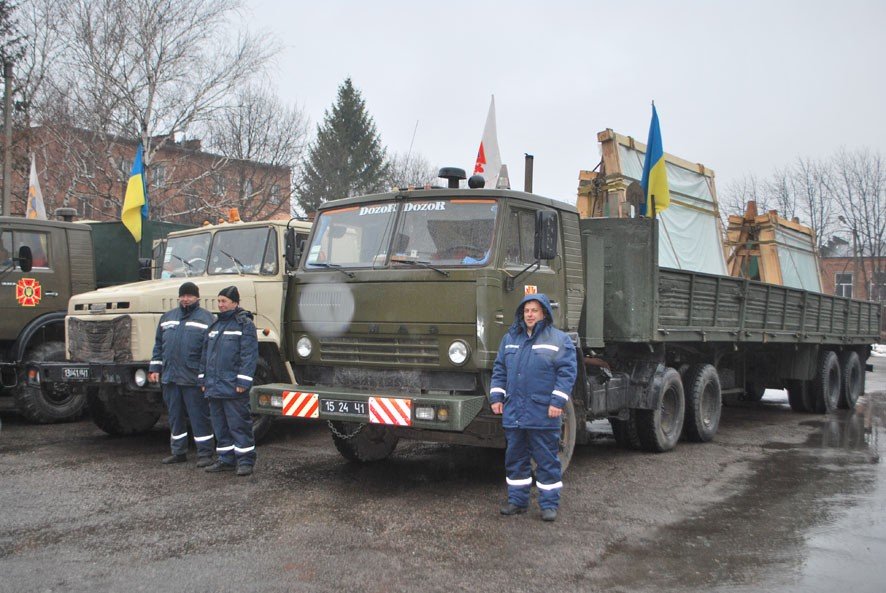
[590,393,886,593]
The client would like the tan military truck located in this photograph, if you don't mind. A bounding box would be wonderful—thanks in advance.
[35,218,312,440]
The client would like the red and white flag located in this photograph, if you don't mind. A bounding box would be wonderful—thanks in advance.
[26,154,47,220]
[473,96,508,189]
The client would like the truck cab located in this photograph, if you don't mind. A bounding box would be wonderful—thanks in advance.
[41,218,312,439]
[253,186,583,461]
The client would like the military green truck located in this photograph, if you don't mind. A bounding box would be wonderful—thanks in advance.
[250,173,879,468]
[34,218,312,440]
[0,215,186,423]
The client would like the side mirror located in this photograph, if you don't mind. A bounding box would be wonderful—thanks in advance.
[285,228,303,270]
[138,258,152,281]
[534,210,559,260]
[17,245,32,273]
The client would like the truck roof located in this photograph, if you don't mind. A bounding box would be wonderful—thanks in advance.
[165,217,311,239]
[320,188,579,214]
[0,216,93,232]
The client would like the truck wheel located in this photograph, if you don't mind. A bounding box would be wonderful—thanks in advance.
[250,357,274,443]
[636,367,685,452]
[609,411,642,450]
[786,379,812,413]
[330,422,399,462]
[558,399,577,472]
[87,387,161,435]
[13,341,86,423]
[811,350,841,413]
[838,351,864,409]
[682,364,721,442]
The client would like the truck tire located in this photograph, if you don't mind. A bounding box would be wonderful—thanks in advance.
[250,357,274,443]
[610,411,642,450]
[13,341,86,423]
[838,351,864,410]
[682,364,721,442]
[786,379,812,413]
[811,350,841,413]
[330,422,399,462]
[636,367,685,453]
[87,387,161,435]
[557,399,577,472]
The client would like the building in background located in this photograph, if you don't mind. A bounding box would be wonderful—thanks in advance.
[7,126,292,224]
[820,236,886,302]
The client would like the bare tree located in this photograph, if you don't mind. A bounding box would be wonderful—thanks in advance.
[720,173,766,220]
[387,151,438,190]
[200,84,310,223]
[11,0,286,221]
[833,147,886,299]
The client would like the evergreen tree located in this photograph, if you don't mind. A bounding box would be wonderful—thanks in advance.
[298,78,390,213]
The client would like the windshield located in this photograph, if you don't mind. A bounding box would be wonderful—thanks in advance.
[163,233,210,278]
[305,198,498,269]
[208,227,274,275]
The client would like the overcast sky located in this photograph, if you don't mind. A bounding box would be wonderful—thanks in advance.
[247,0,885,207]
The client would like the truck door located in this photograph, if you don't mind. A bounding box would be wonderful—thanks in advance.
[500,207,564,326]
[0,227,67,331]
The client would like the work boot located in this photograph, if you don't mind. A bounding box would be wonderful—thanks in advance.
[541,508,558,522]
[236,464,254,477]
[161,453,187,465]
[204,461,235,473]
[195,456,214,468]
[499,503,527,516]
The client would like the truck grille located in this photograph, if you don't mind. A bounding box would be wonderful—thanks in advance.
[68,316,133,363]
[319,336,439,365]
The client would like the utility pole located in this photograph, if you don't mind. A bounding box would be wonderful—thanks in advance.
[2,59,12,216]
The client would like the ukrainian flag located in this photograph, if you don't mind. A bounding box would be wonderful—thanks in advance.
[121,143,148,242]
[639,104,670,217]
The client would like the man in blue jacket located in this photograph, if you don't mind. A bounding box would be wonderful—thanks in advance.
[201,286,258,476]
[149,281,216,466]
[490,293,577,522]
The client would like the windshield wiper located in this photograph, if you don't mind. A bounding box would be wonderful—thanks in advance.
[391,257,449,277]
[170,254,195,276]
[309,262,355,278]
[219,249,244,274]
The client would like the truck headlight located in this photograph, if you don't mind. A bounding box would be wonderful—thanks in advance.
[448,340,469,365]
[296,336,313,358]
[134,368,147,387]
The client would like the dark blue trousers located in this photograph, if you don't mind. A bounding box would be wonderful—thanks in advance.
[163,383,213,457]
[208,396,255,467]
[504,427,563,510]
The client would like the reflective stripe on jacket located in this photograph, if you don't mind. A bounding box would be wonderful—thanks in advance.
[200,307,259,398]
[490,293,577,430]
[149,303,215,386]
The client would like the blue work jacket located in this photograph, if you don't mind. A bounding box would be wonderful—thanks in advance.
[200,307,259,398]
[490,293,577,430]
[149,302,215,386]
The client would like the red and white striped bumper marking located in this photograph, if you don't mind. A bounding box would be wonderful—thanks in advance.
[282,391,319,418]
[368,397,412,426]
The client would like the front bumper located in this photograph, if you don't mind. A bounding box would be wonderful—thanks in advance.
[250,383,486,432]
[29,361,158,392]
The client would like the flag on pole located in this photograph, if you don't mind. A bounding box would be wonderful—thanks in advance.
[121,143,148,242]
[639,103,671,217]
[25,154,47,220]
[473,96,507,189]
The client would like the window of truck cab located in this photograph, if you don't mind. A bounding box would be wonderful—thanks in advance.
[304,199,498,269]
[208,226,277,275]
[503,207,552,269]
[1,230,50,269]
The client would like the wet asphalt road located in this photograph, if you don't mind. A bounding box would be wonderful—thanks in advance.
[1,361,885,593]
